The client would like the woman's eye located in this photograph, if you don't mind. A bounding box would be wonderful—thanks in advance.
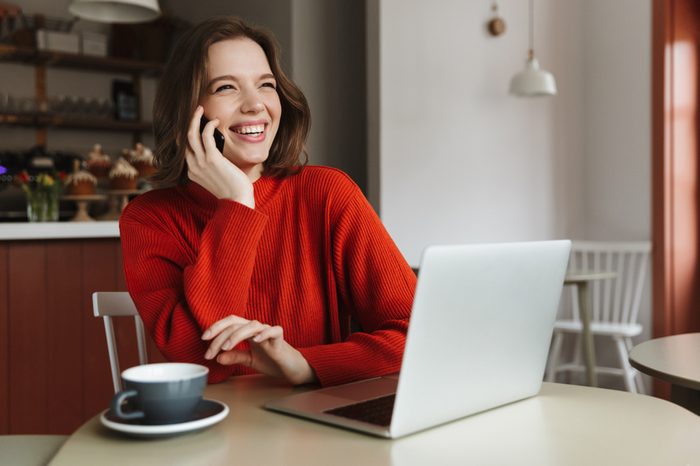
[215,84,235,93]
[261,82,277,89]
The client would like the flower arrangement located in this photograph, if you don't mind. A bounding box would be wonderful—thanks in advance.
[15,171,64,222]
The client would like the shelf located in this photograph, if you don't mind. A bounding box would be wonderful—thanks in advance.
[0,112,152,132]
[0,44,163,76]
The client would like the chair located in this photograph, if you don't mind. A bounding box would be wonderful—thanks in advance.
[545,241,651,393]
[92,291,148,393]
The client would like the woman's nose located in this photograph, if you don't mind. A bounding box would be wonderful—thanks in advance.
[240,93,264,114]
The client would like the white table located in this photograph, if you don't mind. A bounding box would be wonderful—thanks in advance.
[49,375,700,465]
[563,271,616,387]
[629,332,700,414]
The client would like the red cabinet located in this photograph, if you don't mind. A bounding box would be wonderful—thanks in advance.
[0,238,164,434]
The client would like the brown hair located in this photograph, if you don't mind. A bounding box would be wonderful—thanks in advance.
[151,16,310,187]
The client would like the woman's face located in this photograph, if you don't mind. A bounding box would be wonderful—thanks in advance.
[199,38,282,174]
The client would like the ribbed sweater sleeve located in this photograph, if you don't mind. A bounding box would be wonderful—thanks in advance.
[296,175,416,386]
[120,196,267,382]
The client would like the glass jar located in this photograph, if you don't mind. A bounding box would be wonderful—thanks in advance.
[26,189,59,222]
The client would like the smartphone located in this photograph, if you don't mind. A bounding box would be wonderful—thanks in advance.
[199,116,226,153]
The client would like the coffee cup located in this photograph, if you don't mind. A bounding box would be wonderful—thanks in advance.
[110,363,209,425]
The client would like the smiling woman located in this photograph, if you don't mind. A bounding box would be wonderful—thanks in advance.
[189,38,282,201]
[118,16,416,388]
[150,17,309,188]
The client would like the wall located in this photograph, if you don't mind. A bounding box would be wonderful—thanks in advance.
[163,0,293,72]
[373,0,652,389]
[375,0,589,267]
[291,0,367,189]
[582,1,651,241]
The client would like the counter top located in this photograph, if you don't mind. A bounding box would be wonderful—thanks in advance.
[0,221,119,240]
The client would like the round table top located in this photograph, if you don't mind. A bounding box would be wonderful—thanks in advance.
[49,376,700,466]
[629,333,700,390]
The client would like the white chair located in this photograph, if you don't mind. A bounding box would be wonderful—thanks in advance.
[92,291,148,394]
[545,241,651,393]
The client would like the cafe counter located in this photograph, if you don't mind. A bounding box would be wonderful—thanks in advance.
[0,221,119,240]
[0,220,150,436]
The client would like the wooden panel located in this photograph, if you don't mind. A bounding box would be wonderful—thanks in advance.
[0,244,8,434]
[2,237,168,433]
[82,239,122,419]
[46,241,84,434]
[8,242,48,433]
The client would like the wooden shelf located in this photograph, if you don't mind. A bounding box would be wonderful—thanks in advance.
[0,112,152,132]
[0,44,163,75]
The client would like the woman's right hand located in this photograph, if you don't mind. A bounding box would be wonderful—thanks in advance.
[185,106,255,208]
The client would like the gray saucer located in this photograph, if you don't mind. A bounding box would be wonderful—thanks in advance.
[101,399,229,439]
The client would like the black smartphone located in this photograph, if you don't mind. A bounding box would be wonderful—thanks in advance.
[199,116,226,153]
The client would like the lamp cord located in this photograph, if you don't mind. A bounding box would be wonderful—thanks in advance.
[528,0,534,60]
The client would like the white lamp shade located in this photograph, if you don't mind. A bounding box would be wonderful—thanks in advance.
[69,0,161,23]
[509,57,557,97]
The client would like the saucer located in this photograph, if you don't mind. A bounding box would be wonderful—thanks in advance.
[100,399,229,438]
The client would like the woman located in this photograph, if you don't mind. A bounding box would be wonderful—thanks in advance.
[120,16,416,387]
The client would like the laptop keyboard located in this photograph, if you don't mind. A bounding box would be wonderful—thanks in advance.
[323,394,395,427]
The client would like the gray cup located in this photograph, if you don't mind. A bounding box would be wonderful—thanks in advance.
[110,363,209,425]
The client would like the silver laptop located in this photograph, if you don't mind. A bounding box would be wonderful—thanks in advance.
[265,240,571,438]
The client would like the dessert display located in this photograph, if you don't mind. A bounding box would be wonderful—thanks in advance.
[128,142,157,178]
[108,157,139,190]
[61,159,104,221]
[64,167,98,195]
[86,144,112,178]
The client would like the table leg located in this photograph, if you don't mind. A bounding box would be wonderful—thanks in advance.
[671,385,700,415]
[576,282,597,387]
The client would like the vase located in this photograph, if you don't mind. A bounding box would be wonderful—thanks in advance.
[26,190,59,222]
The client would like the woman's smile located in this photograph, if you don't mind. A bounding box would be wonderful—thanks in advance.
[230,119,269,143]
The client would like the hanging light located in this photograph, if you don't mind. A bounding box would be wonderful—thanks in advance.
[69,0,161,24]
[509,0,557,97]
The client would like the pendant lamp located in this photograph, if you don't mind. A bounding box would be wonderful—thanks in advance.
[69,0,161,23]
[509,0,557,97]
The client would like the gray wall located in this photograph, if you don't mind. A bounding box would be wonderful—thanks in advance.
[291,0,367,190]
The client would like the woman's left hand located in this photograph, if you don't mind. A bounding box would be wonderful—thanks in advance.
[202,315,317,385]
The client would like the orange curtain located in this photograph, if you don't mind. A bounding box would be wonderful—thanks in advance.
[652,0,700,397]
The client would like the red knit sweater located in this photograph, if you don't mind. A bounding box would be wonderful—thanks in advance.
[119,166,416,386]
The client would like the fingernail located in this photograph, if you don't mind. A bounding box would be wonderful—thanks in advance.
[202,330,210,339]
[222,342,231,350]
[204,351,211,359]
[253,335,262,342]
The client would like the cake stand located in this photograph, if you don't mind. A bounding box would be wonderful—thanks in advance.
[62,194,108,222]
[100,189,141,220]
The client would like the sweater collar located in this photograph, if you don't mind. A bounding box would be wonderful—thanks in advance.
[179,175,279,210]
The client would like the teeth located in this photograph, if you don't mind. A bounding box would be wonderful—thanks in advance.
[234,124,265,135]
